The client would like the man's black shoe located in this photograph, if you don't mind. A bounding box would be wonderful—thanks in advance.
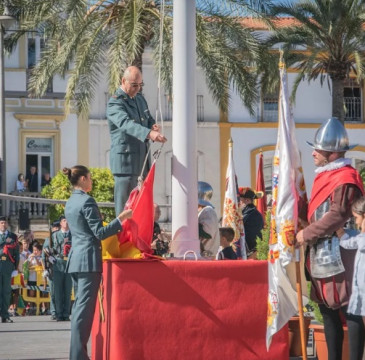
[2,318,13,323]
[63,317,70,321]
[51,315,57,320]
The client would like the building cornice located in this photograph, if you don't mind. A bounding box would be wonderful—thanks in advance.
[219,122,365,129]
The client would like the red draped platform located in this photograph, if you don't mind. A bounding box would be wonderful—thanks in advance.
[92,259,288,360]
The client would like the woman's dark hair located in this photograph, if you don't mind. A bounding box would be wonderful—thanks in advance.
[33,242,43,251]
[18,173,24,181]
[63,165,89,186]
[352,196,365,215]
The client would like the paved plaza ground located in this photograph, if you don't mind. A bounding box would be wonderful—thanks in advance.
[3,315,362,360]
[0,316,71,360]
[0,315,314,360]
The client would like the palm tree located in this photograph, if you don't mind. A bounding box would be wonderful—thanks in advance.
[263,0,365,123]
[5,0,272,117]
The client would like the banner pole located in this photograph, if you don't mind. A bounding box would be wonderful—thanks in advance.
[295,249,308,360]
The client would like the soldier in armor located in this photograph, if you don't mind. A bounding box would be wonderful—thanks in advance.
[198,182,220,258]
[296,118,365,360]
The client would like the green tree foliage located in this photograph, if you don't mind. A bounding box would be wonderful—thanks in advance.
[360,167,365,187]
[5,0,272,117]
[41,167,115,222]
[256,209,270,260]
[262,0,365,123]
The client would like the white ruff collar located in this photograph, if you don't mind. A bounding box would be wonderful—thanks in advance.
[315,158,352,174]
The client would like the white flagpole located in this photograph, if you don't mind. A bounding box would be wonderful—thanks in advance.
[170,0,200,257]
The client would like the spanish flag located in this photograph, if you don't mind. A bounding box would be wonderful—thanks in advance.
[118,162,156,254]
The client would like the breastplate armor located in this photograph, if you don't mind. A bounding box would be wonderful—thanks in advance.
[310,198,345,278]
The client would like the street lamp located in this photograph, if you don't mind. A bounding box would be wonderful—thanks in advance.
[0,3,16,214]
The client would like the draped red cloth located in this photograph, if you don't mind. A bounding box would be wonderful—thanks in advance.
[308,165,364,221]
[3,242,18,263]
[117,163,155,254]
[255,152,267,217]
[92,260,288,360]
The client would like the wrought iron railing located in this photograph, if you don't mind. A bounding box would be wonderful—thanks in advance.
[344,97,362,122]
[262,97,278,122]
[0,192,171,231]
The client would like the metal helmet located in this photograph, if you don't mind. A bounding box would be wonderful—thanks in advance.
[306,117,357,152]
[198,181,213,207]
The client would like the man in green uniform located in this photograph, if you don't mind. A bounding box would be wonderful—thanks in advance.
[51,215,72,321]
[0,216,19,323]
[42,220,61,319]
[107,66,167,215]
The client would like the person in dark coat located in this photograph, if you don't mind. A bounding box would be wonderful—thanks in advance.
[0,216,19,323]
[239,187,264,259]
[26,166,38,192]
[26,166,38,214]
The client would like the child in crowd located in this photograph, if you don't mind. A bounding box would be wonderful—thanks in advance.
[23,230,34,252]
[9,235,27,316]
[15,173,27,192]
[337,196,365,326]
[217,227,238,260]
[18,235,31,272]
[23,242,43,314]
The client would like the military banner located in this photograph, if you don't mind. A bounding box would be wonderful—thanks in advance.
[222,139,246,259]
[266,57,308,348]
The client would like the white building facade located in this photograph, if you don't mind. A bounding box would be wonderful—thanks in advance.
[4,24,365,222]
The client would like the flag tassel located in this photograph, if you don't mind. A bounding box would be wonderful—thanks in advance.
[295,250,308,360]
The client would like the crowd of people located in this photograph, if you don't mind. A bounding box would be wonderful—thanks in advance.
[15,167,52,193]
[0,218,75,320]
[0,214,74,319]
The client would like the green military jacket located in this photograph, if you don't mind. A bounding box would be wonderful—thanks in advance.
[51,230,72,273]
[107,88,155,175]
[0,231,19,273]
[65,190,122,273]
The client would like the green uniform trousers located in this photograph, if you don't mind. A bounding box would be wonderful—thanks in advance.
[0,269,12,319]
[113,175,139,215]
[53,270,72,320]
[69,272,101,360]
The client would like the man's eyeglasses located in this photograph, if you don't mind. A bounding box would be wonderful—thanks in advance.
[127,80,144,88]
